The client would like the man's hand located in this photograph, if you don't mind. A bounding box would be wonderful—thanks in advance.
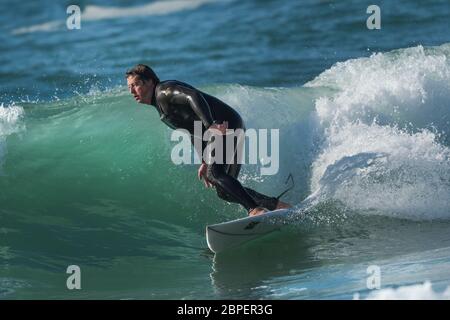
[209,121,228,135]
[198,162,213,188]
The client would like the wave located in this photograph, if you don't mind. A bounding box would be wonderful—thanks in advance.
[2,43,450,223]
[11,0,214,35]
[304,43,450,220]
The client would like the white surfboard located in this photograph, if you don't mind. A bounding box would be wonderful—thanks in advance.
[206,209,292,253]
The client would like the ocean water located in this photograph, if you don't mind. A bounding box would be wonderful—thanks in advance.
[1,0,450,299]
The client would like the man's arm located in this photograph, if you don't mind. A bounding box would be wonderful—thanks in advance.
[163,82,216,128]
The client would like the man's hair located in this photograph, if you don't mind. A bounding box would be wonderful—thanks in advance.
[125,64,160,84]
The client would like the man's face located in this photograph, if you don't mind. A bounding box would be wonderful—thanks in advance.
[127,75,153,104]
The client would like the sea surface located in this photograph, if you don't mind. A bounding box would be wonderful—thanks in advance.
[1,0,450,299]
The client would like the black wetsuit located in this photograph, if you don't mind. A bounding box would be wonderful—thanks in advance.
[152,80,279,212]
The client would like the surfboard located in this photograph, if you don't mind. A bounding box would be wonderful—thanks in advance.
[206,209,292,253]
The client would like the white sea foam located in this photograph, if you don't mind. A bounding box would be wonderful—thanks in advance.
[83,0,213,21]
[12,21,63,35]
[365,281,450,300]
[306,44,450,220]
[0,104,24,138]
[0,104,25,172]
[311,122,450,220]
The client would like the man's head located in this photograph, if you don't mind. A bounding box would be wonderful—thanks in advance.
[126,64,160,105]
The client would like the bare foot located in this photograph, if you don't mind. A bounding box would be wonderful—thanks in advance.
[248,207,269,216]
[276,200,292,209]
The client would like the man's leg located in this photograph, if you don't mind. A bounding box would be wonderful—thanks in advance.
[206,147,286,213]
[207,162,259,212]
[205,121,290,214]
[226,162,282,211]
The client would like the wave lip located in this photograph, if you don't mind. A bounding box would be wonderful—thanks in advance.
[306,44,450,132]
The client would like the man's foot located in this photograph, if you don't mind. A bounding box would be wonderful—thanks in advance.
[248,207,269,216]
[275,200,292,209]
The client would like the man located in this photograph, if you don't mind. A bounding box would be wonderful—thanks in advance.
[126,64,291,216]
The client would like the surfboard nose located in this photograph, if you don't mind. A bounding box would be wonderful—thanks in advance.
[205,209,290,253]
[206,225,261,253]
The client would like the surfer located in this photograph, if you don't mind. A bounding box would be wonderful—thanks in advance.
[126,64,291,216]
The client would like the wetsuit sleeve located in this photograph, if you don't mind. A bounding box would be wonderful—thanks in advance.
[168,83,215,128]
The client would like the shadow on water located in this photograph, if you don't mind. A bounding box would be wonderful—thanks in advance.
[208,228,318,299]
